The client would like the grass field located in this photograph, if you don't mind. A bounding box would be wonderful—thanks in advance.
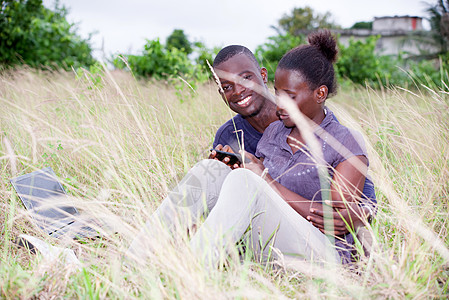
[0,67,448,299]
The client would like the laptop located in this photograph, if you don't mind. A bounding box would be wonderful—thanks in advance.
[10,167,101,239]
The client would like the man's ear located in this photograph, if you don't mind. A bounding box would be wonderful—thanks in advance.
[260,67,268,84]
[315,85,328,104]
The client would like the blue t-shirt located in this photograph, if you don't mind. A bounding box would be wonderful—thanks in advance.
[213,114,263,155]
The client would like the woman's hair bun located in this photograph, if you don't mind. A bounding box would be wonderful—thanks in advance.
[308,30,338,63]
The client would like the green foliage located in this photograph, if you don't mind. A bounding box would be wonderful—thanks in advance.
[0,0,95,70]
[350,21,372,30]
[255,32,305,81]
[276,6,339,35]
[166,29,192,55]
[406,55,449,90]
[76,61,105,90]
[336,35,448,90]
[426,0,449,54]
[336,36,382,85]
[113,38,193,80]
[112,37,217,98]
[336,36,412,87]
[192,41,217,75]
[112,38,216,102]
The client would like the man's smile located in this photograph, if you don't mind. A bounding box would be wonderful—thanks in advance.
[234,95,252,107]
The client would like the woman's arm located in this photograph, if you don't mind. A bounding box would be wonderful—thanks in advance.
[307,155,370,235]
[243,151,370,235]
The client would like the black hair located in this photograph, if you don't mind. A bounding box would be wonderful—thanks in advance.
[213,45,260,70]
[277,30,338,96]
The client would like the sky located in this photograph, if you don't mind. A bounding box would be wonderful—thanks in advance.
[42,0,432,60]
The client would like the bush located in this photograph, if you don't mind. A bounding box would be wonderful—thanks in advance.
[113,38,216,102]
[0,0,95,70]
[112,34,220,103]
[336,35,448,89]
[112,37,218,85]
[113,38,194,80]
[406,56,449,90]
[336,36,386,85]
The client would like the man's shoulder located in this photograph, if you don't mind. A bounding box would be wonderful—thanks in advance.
[214,115,246,148]
[217,115,244,131]
[214,114,262,154]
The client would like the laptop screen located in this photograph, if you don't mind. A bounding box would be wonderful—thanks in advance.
[10,167,79,235]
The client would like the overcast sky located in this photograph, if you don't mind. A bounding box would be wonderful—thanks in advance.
[42,0,431,60]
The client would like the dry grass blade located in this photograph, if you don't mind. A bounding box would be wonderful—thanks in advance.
[0,69,447,298]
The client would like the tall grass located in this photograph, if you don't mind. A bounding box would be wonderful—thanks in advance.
[0,67,448,298]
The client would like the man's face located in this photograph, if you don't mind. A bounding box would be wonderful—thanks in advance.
[214,54,268,118]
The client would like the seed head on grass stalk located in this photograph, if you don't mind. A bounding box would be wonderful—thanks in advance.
[1,68,449,298]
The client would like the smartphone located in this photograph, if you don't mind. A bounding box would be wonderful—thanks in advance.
[210,149,242,165]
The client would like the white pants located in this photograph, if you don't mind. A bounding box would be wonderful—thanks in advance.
[127,159,339,266]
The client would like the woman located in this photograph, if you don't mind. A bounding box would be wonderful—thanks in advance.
[127,30,371,266]
[248,29,370,263]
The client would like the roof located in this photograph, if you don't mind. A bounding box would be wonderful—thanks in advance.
[374,15,423,20]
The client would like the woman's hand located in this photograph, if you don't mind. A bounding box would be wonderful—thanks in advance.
[240,151,267,177]
[306,155,370,236]
[306,200,368,236]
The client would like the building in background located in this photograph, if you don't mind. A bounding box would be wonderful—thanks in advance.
[336,16,436,58]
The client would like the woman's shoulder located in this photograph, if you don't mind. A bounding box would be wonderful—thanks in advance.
[327,121,367,156]
[258,120,285,145]
[326,112,364,140]
[264,120,284,134]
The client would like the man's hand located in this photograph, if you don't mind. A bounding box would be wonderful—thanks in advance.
[306,200,368,236]
[209,144,240,169]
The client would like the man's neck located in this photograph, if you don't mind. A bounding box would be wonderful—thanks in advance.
[243,100,277,133]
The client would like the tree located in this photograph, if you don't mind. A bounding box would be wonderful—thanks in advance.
[255,33,305,81]
[276,6,339,35]
[166,29,192,55]
[426,0,449,54]
[0,0,95,70]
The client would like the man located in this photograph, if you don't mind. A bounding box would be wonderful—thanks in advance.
[209,45,376,238]
[210,45,278,156]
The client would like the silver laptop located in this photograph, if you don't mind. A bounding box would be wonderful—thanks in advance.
[10,167,99,239]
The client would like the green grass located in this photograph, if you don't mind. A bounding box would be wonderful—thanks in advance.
[0,67,448,298]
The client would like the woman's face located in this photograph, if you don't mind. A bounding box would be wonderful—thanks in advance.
[274,68,325,128]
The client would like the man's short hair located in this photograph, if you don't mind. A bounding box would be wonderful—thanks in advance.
[213,45,260,70]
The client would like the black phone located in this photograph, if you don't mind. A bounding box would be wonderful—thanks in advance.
[210,149,242,165]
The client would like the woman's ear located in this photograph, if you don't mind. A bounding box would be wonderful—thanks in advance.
[316,85,328,104]
[260,67,268,84]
